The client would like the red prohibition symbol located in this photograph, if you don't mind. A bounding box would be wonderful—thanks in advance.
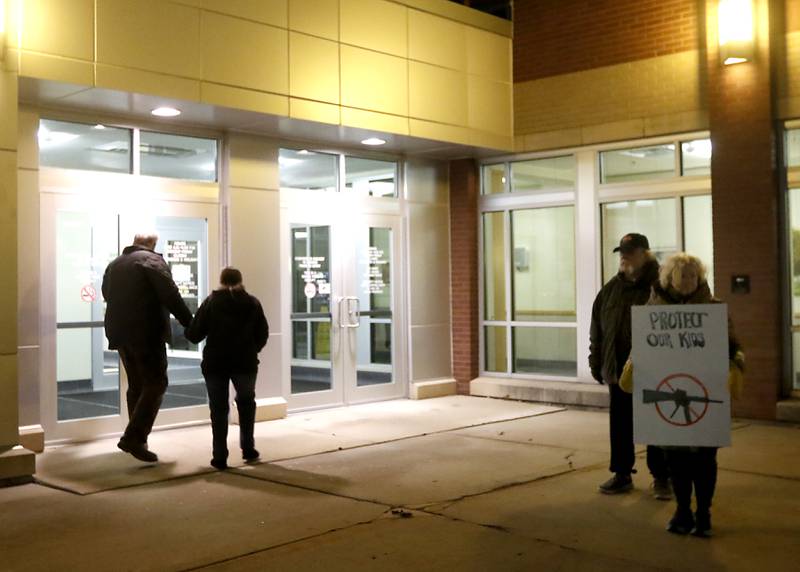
[642,373,722,427]
[80,285,97,303]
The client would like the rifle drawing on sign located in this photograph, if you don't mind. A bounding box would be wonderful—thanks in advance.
[642,373,723,427]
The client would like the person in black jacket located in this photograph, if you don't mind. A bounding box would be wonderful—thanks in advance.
[185,267,269,470]
[589,233,669,496]
[102,233,193,463]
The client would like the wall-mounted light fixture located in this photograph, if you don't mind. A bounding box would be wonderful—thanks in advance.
[718,0,755,65]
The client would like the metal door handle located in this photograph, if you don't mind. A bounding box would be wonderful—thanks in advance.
[339,296,359,328]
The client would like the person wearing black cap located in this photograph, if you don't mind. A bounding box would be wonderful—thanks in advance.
[589,233,670,496]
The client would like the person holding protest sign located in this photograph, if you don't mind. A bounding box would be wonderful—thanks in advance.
[589,233,670,497]
[619,252,744,537]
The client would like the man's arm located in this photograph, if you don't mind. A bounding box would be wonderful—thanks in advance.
[588,289,605,384]
[142,259,193,327]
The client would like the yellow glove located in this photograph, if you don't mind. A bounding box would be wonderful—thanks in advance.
[728,362,744,400]
[619,359,634,394]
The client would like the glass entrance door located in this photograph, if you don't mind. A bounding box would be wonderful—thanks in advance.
[42,193,219,441]
[283,208,405,410]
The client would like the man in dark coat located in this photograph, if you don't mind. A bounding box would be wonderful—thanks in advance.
[589,233,670,496]
[102,233,193,462]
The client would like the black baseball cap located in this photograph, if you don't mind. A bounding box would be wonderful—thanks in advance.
[613,233,650,253]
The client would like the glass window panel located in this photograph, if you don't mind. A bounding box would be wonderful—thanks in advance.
[482,164,506,195]
[513,326,577,377]
[483,212,506,321]
[511,156,575,192]
[681,139,712,177]
[39,119,131,173]
[787,129,800,167]
[345,157,397,197]
[484,326,508,373]
[511,206,576,322]
[601,199,678,284]
[600,144,676,183]
[789,188,800,390]
[683,195,715,292]
[57,328,120,420]
[279,149,338,191]
[140,131,217,182]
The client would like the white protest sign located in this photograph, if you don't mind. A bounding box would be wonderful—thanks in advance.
[632,304,731,447]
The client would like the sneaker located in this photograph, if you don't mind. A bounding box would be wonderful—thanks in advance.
[692,511,713,538]
[667,508,695,535]
[210,458,228,470]
[652,478,673,500]
[242,448,260,462]
[117,438,158,463]
[598,473,633,494]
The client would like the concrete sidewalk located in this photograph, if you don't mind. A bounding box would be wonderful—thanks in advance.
[1,396,798,571]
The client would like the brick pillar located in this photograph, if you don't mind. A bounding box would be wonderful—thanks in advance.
[705,0,782,418]
[449,159,480,394]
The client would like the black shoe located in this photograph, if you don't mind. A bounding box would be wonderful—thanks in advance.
[117,438,158,463]
[598,473,633,494]
[667,508,695,535]
[242,448,260,462]
[692,511,712,538]
[210,458,228,470]
[651,478,673,500]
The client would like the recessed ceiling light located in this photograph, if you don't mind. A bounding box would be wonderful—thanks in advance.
[93,124,106,130]
[298,149,310,155]
[361,137,386,146]
[151,107,181,117]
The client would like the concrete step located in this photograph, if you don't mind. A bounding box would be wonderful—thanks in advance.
[470,377,609,408]
[776,398,800,423]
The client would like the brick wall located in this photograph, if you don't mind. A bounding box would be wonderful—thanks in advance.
[514,0,700,83]
[706,0,782,419]
[449,159,480,393]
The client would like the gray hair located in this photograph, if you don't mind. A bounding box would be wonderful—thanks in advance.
[133,233,158,249]
[659,252,707,290]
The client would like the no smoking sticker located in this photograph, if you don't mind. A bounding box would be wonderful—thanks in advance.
[80,285,97,303]
[304,282,317,299]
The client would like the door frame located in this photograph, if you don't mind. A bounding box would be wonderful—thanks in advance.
[39,167,220,443]
[279,189,407,411]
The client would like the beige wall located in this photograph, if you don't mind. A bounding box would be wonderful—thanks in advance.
[226,134,284,399]
[406,159,452,382]
[6,0,513,150]
[514,51,708,152]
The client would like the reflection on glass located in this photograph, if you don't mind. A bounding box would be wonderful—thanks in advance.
[483,212,506,321]
[140,131,217,182]
[789,189,800,390]
[511,207,576,322]
[291,224,333,393]
[482,164,506,195]
[279,149,338,191]
[156,216,208,409]
[484,326,507,373]
[681,139,712,177]
[356,227,393,386]
[513,327,577,377]
[511,156,575,192]
[683,195,715,292]
[600,144,676,183]
[601,199,677,283]
[40,119,132,173]
[787,129,800,167]
[56,211,120,421]
[345,157,397,197]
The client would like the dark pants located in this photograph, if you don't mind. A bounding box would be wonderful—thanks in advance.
[204,371,257,461]
[118,344,168,445]
[609,383,669,478]
[665,447,718,514]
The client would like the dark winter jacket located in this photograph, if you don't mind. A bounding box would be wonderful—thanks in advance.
[102,245,193,349]
[184,288,269,375]
[589,258,660,384]
[647,282,743,361]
